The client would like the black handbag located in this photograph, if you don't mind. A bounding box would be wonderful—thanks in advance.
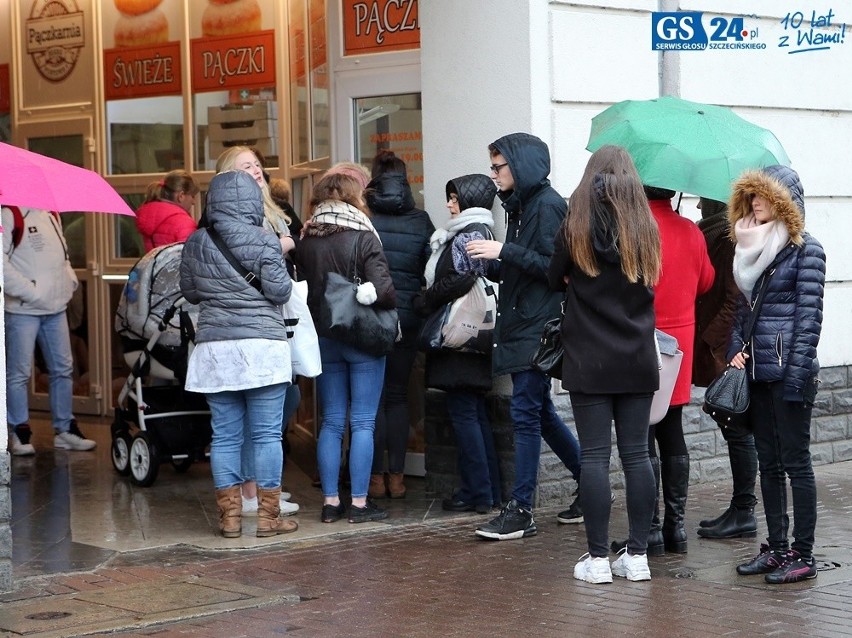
[530,316,563,380]
[702,268,774,434]
[319,236,398,357]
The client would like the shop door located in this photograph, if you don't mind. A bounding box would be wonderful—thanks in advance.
[15,120,103,415]
[334,65,426,475]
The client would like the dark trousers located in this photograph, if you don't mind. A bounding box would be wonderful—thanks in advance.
[750,381,817,557]
[445,391,501,507]
[570,392,656,558]
[720,426,758,509]
[372,346,417,474]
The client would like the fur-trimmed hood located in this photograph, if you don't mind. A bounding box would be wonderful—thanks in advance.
[728,165,804,245]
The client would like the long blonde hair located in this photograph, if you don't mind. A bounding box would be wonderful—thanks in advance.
[215,146,291,230]
[565,145,661,285]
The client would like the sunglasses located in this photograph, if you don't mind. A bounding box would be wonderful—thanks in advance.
[489,162,508,174]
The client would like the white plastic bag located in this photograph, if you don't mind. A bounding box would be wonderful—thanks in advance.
[283,280,322,378]
[441,277,498,353]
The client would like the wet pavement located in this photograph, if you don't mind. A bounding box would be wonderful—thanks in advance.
[3,417,852,637]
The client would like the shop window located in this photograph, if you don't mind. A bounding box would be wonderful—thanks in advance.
[107,97,185,175]
[289,0,329,166]
[354,93,424,209]
[114,193,145,260]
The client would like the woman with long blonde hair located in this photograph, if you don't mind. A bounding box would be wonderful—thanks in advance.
[548,144,661,584]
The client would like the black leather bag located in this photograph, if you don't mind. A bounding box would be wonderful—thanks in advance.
[319,238,398,357]
[530,317,563,380]
[702,365,750,435]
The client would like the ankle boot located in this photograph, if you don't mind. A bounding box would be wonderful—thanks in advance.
[698,505,757,539]
[215,486,242,538]
[388,472,406,499]
[661,455,689,553]
[610,457,664,556]
[368,473,387,499]
[256,487,299,537]
[699,505,733,528]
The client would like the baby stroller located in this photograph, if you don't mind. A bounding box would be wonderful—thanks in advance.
[112,243,211,486]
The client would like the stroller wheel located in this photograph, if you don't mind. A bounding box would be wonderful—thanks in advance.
[171,457,193,473]
[111,433,132,476]
[129,432,160,487]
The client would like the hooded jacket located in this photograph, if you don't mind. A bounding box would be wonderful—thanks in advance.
[419,173,497,392]
[2,206,78,316]
[726,165,825,403]
[135,200,197,253]
[179,171,291,343]
[548,176,659,394]
[366,172,434,345]
[488,133,567,376]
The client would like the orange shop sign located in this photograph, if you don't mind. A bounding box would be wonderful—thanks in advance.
[343,0,419,56]
[191,30,276,93]
[103,42,181,100]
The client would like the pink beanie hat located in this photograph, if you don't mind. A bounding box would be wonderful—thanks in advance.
[325,162,371,190]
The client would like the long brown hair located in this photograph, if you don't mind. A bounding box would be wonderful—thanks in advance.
[144,170,198,204]
[310,172,369,214]
[564,145,661,285]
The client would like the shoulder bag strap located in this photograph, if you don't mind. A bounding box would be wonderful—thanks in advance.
[349,233,361,285]
[742,266,775,348]
[206,226,263,293]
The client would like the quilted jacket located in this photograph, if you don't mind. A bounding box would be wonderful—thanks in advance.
[487,133,567,376]
[366,172,434,346]
[726,166,826,403]
[135,200,197,253]
[179,171,291,343]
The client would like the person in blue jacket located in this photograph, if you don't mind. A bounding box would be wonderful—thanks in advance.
[727,165,825,584]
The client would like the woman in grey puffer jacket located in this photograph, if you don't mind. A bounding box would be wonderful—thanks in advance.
[180,170,298,540]
[727,165,825,585]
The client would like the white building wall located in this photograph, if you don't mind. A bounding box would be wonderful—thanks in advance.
[421,0,852,367]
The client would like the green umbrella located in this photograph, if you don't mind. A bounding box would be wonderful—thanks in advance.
[586,96,791,202]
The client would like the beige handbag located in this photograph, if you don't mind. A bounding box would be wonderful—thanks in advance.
[650,330,683,425]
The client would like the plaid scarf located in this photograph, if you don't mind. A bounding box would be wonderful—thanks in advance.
[311,200,381,242]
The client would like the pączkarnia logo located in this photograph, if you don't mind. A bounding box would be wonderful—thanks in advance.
[26,0,85,82]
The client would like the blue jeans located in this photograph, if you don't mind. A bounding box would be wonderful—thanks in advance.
[206,383,287,490]
[570,392,656,558]
[750,381,817,557]
[241,383,301,481]
[316,337,386,499]
[510,369,582,509]
[5,311,75,432]
[446,391,501,507]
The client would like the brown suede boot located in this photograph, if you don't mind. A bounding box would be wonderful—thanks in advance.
[215,485,242,538]
[257,487,299,537]
[368,474,387,499]
[387,472,406,499]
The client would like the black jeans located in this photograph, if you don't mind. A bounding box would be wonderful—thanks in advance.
[719,425,758,509]
[750,381,817,557]
[372,346,418,474]
[570,392,656,558]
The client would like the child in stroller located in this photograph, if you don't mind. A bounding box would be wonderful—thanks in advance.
[112,242,211,486]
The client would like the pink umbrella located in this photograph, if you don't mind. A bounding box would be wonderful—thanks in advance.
[0,142,135,216]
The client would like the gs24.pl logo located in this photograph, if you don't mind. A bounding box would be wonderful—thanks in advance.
[651,12,766,50]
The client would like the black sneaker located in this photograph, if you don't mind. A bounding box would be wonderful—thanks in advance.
[321,503,346,523]
[557,495,583,524]
[475,499,537,540]
[349,500,388,524]
[764,551,817,584]
[736,544,787,575]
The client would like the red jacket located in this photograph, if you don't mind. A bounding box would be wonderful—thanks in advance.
[135,200,197,253]
[650,200,714,406]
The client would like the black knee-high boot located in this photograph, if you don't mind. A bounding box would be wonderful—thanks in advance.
[661,454,689,553]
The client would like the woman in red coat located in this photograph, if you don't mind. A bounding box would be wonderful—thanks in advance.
[135,170,199,252]
[646,186,714,554]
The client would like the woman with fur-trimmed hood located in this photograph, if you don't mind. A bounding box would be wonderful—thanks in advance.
[726,164,825,585]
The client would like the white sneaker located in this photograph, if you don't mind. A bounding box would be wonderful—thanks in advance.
[9,431,35,456]
[573,553,613,584]
[54,431,96,451]
[241,495,300,516]
[611,548,651,581]
[281,491,292,501]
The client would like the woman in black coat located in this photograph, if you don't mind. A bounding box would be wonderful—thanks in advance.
[414,174,501,513]
[365,150,434,499]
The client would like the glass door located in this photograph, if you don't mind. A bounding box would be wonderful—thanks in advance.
[17,120,103,415]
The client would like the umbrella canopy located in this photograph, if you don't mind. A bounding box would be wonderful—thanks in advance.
[0,142,134,215]
[586,96,791,203]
